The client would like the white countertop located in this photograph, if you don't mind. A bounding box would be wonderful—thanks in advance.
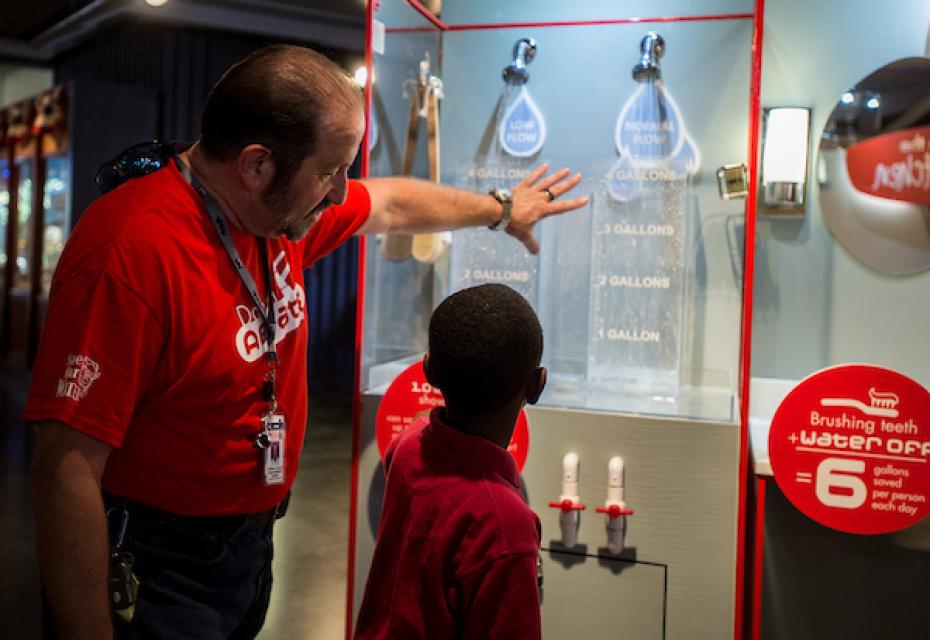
[748,377,799,477]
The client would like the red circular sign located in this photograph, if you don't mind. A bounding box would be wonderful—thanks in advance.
[375,361,530,472]
[769,364,930,535]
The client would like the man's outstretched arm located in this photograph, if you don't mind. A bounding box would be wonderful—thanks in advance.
[357,164,588,255]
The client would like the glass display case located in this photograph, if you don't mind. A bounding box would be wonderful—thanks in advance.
[32,85,72,346]
[0,83,156,366]
[351,2,761,639]
[13,156,33,291]
[0,158,8,274]
[1,105,22,362]
[362,1,753,423]
[3,98,37,367]
[41,153,69,293]
[0,107,9,276]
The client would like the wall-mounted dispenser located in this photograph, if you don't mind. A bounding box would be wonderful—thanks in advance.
[595,456,634,554]
[716,163,750,200]
[548,452,585,548]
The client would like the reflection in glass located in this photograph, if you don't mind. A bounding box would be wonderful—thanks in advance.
[15,160,33,289]
[361,8,443,389]
[362,16,752,422]
[819,57,930,275]
[43,155,70,292]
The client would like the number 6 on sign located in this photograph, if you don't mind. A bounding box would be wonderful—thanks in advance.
[815,458,867,509]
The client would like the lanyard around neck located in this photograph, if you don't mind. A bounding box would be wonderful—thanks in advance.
[174,157,277,352]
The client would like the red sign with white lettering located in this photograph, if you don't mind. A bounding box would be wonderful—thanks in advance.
[375,361,530,471]
[769,364,930,535]
[846,125,930,205]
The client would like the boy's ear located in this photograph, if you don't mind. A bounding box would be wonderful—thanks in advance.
[526,367,547,405]
[423,352,439,386]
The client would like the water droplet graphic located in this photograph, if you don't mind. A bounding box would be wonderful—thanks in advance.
[607,152,641,203]
[615,81,684,166]
[499,86,546,158]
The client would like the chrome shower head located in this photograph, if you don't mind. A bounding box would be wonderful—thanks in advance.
[632,32,665,81]
[503,37,538,84]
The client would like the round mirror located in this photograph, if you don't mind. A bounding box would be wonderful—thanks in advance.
[818,57,930,275]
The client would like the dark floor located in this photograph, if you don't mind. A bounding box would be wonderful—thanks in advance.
[0,381,354,640]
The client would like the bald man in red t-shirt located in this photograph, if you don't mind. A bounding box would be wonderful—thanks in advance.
[27,45,585,640]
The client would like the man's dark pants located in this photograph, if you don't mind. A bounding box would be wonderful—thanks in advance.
[42,494,286,639]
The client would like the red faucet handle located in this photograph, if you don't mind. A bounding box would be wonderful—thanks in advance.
[595,504,635,518]
[548,499,586,513]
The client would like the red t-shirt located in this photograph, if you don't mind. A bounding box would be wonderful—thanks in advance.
[355,409,542,640]
[23,162,370,515]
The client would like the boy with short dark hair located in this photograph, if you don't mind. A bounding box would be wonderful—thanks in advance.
[355,283,547,640]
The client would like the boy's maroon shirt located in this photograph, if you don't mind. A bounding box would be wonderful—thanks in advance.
[355,408,542,639]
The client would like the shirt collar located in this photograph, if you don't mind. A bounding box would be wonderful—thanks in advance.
[424,408,521,488]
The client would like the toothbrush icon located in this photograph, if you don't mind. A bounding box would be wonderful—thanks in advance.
[820,388,900,418]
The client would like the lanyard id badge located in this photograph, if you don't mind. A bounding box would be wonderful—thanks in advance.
[261,412,286,486]
[175,154,288,487]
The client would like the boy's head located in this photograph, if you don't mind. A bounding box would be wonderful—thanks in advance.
[425,284,545,417]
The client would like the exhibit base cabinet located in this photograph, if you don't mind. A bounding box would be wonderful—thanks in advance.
[350,395,741,639]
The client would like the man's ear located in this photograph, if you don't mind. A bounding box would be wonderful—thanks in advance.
[526,367,547,405]
[237,144,274,194]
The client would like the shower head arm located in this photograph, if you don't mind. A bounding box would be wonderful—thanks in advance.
[632,31,665,81]
[503,37,538,85]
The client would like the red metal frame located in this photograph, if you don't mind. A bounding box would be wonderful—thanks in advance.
[736,1,765,637]
[398,1,753,32]
[345,0,378,635]
[405,0,446,30]
[386,14,755,34]
[384,27,439,33]
[449,15,753,31]
[350,2,766,638]
[747,476,769,640]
